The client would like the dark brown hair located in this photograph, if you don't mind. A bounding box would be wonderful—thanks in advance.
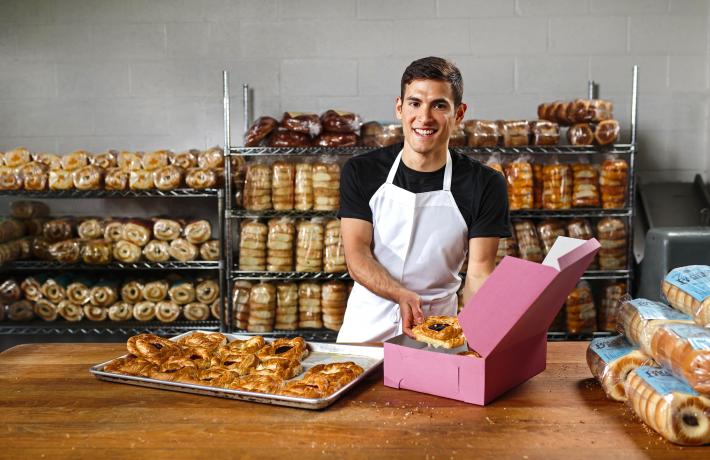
[400,56,463,107]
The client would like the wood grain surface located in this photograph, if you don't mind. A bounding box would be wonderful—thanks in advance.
[0,341,706,459]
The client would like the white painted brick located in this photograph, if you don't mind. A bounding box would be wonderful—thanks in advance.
[317,20,393,57]
[668,92,709,132]
[167,23,210,58]
[279,95,324,113]
[635,128,669,169]
[317,96,399,121]
[132,136,185,152]
[669,55,708,91]
[635,94,673,131]
[590,55,668,93]
[393,20,470,55]
[91,24,166,59]
[57,61,131,98]
[0,25,16,56]
[463,93,551,120]
[470,18,546,55]
[515,0,588,16]
[54,0,130,23]
[358,0,436,19]
[550,17,627,55]
[166,97,207,139]
[0,59,56,98]
[207,22,242,60]
[454,57,515,94]
[55,136,139,153]
[203,0,278,22]
[13,99,95,137]
[629,15,706,54]
[93,98,171,135]
[15,24,93,60]
[516,56,589,94]
[0,0,56,24]
[0,102,18,136]
[205,59,281,96]
[358,57,414,95]
[590,0,668,14]
[669,0,708,15]
[205,96,245,144]
[657,131,707,170]
[130,60,209,97]
[0,137,57,152]
[240,22,320,58]
[279,0,356,18]
[281,59,358,96]
[437,0,514,17]
[126,0,205,23]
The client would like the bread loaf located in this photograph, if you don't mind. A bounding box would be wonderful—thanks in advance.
[312,162,340,211]
[245,116,279,147]
[239,220,267,271]
[294,163,313,210]
[505,160,533,210]
[275,282,298,330]
[586,335,652,401]
[571,163,599,208]
[662,265,710,326]
[542,163,572,210]
[651,323,710,394]
[296,219,324,272]
[244,164,272,211]
[464,120,499,148]
[271,161,295,211]
[600,158,628,209]
[267,218,295,272]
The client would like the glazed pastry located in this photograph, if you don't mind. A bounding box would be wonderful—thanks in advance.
[40,278,66,303]
[153,218,182,241]
[183,302,210,321]
[142,280,169,302]
[142,150,170,171]
[49,239,81,264]
[183,220,212,245]
[155,301,180,322]
[121,280,144,303]
[104,168,128,191]
[312,162,340,211]
[185,168,216,189]
[122,220,152,247]
[294,163,313,210]
[113,240,142,263]
[245,116,279,146]
[231,374,283,394]
[48,170,73,190]
[168,280,196,305]
[197,146,224,169]
[67,280,91,305]
[195,279,219,304]
[77,218,106,240]
[103,219,124,243]
[133,301,156,321]
[199,240,220,261]
[72,165,103,190]
[320,110,361,134]
[8,300,34,321]
[143,240,170,262]
[169,150,198,169]
[412,316,466,348]
[586,335,651,401]
[257,337,309,362]
[90,151,117,169]
[129,169,154,190]
[168,238,198,262]
[108,301,133,321]
[34,299,58,322]
[57,300,84,322]
[90,283,118,308]
[84,304,108,321]
[152,165,183,191]
[117,151,143,171]
[80,239,112,265]
[281,112,321,136]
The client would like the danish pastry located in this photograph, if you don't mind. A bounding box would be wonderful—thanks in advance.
[195,279,219,304]
[223,335,265,355]
[197,147,224,169]
[412,316,466,349]
[257,337,309,361]
[57,300,84,321]
[19,162,48,191]
[231,374,283,394]
[168,280,196,305]
[251,356,303,380]
[271,161,295,211]
[302,361,364,390]
[90,283,118,308]
[155,300,180,322]
[103,220,124,243]
[4,147,31,168]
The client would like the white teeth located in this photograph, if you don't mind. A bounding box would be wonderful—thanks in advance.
[414,128,435,135]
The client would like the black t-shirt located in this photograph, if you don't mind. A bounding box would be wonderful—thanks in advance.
[338,143,511,239]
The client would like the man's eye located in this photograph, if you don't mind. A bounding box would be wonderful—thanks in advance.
[435,103,448,109]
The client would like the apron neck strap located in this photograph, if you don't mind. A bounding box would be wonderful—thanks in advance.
[386,149,453,191]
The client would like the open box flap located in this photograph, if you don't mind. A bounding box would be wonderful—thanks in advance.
[458,237,600,357]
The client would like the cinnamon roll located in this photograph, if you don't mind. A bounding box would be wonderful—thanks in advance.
[183,302,210,321]
[153,219,182,241]
[129,169,153,190]
[4,147,31,168]
[142,280,168,302]
[77,218,106,240]
[34,299,58,322]
[0,279,21,302]
[90,151,117,169]
[80,239,112,265]
[168,281,196,305]
[49,239,81,264]
[72,165,103,190]
[113,240,142,263]
[169,150,197,169]
[108,301,134,321]
[90,284,118,308]
[104,168,128,191]
[9,300,34,321]
[185,168,216,189]
[122,220,152,247]
[121,280,144,303]
[183,220,211,245]
[83,304,108,321]
[48,170,74,190]
[40,278,66,303]
[117,151,143,171]
[196,279,219,304]
[133,301,156,321]
[142,239,170,262]
[19,162,48,191]
[168,238,198,262]
[61,150,89,171]
[142,150,170,171]
[67,281,91,305]
[57,300,84,322]
[152,165,183,191]
[155,301,180,323]
[103,220,124,243]
[199,240,220,261]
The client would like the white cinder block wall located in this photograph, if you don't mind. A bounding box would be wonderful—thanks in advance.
[1,0,709,182]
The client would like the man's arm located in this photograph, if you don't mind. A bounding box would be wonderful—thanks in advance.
[340,217,423,338]
[462,237,499,305]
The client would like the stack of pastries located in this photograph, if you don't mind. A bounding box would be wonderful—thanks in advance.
[244,110,362,148]
[103,332,364,399]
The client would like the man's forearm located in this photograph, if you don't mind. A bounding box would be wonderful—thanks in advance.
[346,250,406,303]
[462,271,491,305]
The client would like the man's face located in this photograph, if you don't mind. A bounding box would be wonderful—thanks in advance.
[396,79,466,157]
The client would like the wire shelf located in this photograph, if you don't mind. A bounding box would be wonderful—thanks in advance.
[229,146,372,156]
[547,331,616,341]
[0,188,220,199]
[227,209,339,219]
[230,271,350,281]
[229,328,340,342]
[0,320,220,336]
[5,260,221,270]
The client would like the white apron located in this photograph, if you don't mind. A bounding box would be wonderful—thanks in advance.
[337,149,468,343]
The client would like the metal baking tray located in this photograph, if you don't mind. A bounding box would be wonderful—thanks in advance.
[90,330,383,410]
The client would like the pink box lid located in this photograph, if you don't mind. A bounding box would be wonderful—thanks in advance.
[458,237,600,357]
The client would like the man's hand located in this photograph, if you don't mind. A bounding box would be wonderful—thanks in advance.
[398,289,423,338]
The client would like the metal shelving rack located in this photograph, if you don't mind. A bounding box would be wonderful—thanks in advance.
[0,188,226,336]
[222,66,638,342]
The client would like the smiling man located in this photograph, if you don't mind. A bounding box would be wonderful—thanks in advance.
[336,56,511,343]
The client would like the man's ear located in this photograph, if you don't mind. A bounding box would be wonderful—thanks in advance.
[395,96,403,120]
[455,102,467,123]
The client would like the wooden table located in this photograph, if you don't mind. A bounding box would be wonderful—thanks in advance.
[0,342,706,459]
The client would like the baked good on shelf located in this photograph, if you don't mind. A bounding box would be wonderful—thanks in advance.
[597,218,627,270]
[57,300,83,321]
[80,239,112,265]
[20,277,42,302]
[232,280,252,329]
[155,300,180,322]
[183,220,212,245]
[651,323,710,394]
[185,168,217,189]
[321,280,347,331]
[113,240,142,263]
[4,147,31,168]
[129,169,154,191]
[617,297,694,355]
[376,123,403,146]
[320,110,361,134]
[43,218,74,243]
[505,160,533,210]
[625,366,710,446]
[281,112,321,136]
[268,128,312,147]
[536,219,566,255]
[0,279,22,303]
[199,240,220,261]
[169,150,198,169]
[302,361,364,390]
[195,279,219,304]
[183,302,210,321]
[142,239,170,262]
[567,123,594,146]
[245,116,279,147]
[247,282,276,333]
[599,281,627,332]
[312,162,340,211]
[298,282,322,329]
[168,238,198,262]
[412,315,466,348]
[662,266,710,325]
[324,219,346,273]
[267,218,295,272]
[463,120,499,147]
[271,161,295,210]
[152,165,183,191]
[142,150,170,171]
[103,219,124,243]
[294,163,314,210]
[33,152,62,170]
[10,201,49,219]
[571,163,600,208]
[49,239,81,263]
[104,168,128,191]
[449,123,466,147]
[231,374,283,394]
[239,220,267,271]
[108,301,133,321]
[34,299,58,322]
[530,120,559,146]
[142,280,169,302]
[18,162,48,191]
[296,219,324,272]
[7,300,33,321]
[496,234,518,265]
[499,120,530,147]
[314,133,358,148]
[599,158,628,209]
[90,151,117,169]
[83,304,107,321]
[565,281,596,334]
[513,220,543,263]
[542,162,572,210]
[244,163,272,211]
[123,220,152,247]
[153,218,182,241]
[594,119,620,146]
[62,150,90,171]
[168,280,196,305]
[275,282,298,330]
[77,218,105,240]
[133,301,156,321]
[66,280,90,305]
[117,151,143,171]
[72,165,103,190]
[121,280,144,303]
[48,169,73,190]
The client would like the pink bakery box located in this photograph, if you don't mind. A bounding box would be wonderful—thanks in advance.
[384,236,600,405]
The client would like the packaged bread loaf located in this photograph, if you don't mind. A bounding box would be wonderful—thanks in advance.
[496,234,518,265]
[113,240,142,263]
[133,301,156,321]
[61,150,89,172]
[567,123,594,146]
[566,281,596,334]
[185,168,217,189]
[513,220,543,263]
[448,124,466,147]
[597,217,627,270]
[296,219,324,272]
[536,220,566,255]
[48,170,73,190]
[566,218,598,270]
[275,282,298,330]
[499,120,530,147]
[532,162,543,208]
[155,300,180,322]
[662,265,710,326]
[90,151,117,169]
[245,116,279,147]
[239,220,267,271]
[152,165,183,191]
[271,161,295,210]
[599,281,627,332]
[232,280,252,329]
[142,150,170,171]
[268,128,312,147]
[542,161,572,210]
[586,335,653,401]
[376,124,404,147]
[34,299,58,322]
[650,323,710,395]
[199,239,220,261]
[294,163,314,210]
[244,163,272,211]
[183,219,211,245]
[4,147,31,168]
[312,160,340,211]
[247,282,276,333]
[117,151,143,172]
[153,218,182,241]
[315,133,358,148]
[505,158,533,210]
[170,150,198,169]
[321,280,347,331]
[298,281,322,329]
[104,168,128,191]
[18,162,48,191]
[595,119,620,146]
[572,162,600,208]
[324,219,346,273]
[464,120,499,147]
[320,110,361,134]
[77,218,105,240]
[617,297,694,355]
[21,276,42,302]
[108,301,133,321]
[80,239,112,265]
[281,112,321,136]
[267,217,295,272]
[600,158,628,209]
[625,366,710,446]
[530,120,559,146]
[129,169,153,191]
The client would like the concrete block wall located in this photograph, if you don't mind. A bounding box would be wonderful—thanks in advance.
[0,0,709,182]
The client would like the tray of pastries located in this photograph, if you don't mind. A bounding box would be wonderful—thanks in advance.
[90,330,383,410]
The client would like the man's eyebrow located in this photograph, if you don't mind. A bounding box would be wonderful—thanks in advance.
[405,96,422,102]
[405,96,450,105]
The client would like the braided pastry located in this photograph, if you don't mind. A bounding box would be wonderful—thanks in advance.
[223,336,265,355]
[412,316,466,348]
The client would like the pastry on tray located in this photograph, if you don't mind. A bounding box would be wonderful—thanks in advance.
[412,315,466,349]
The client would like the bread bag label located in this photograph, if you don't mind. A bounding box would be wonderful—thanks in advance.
[628,298,691,321]
[635,366,699,396]
[663,323,710,350]
[665,265,710,302]
[590,335,637,364]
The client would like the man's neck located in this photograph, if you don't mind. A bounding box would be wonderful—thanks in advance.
[401,145,448,172]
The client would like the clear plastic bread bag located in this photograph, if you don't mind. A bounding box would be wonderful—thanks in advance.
[650,322,710,395]
[485,153,504,176]
[238,219,267,271]
[312,156,340,211]
[464,120,499,148]
[571,157,600,208]
[565,280,596,334]
[536,219,566,255]
[661,265,710,326]
[599,281,627,332]
[296,218,324,272]
[505,156,533,210]
[586,335,652,401]
[294,160,314,211]
[599,155,628,209]
[542,156,572,210]
[243,159,272,211]
[271,160,295,211]
[267,217,295,272]
[513,219,543,262]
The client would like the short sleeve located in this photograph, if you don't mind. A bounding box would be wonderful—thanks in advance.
[337,158,373,222]
[469,171,511,239]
